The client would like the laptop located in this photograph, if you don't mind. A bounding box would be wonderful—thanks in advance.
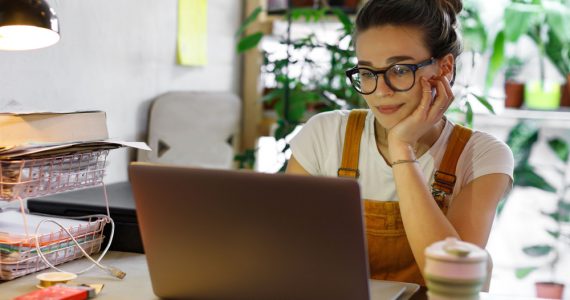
[129,162,418,300]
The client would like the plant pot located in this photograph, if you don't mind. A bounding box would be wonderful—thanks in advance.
[561,74,570,107]
[504,81,524,108]
[291,0,316,7]
[524,81,561,110]
[535,282,565,299]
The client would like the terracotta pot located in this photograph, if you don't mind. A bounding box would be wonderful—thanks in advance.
[504,81,525,108]
[291,0,316,7]
[535,282,565,300]
[561,74,570,107]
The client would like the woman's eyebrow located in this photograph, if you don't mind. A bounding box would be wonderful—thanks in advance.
[357,60,374,66]
[358,56,416,67]
[386,56,415,64]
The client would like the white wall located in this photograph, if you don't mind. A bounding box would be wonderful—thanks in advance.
[0,0,242,183]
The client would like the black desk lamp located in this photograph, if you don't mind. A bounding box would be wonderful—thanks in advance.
[0,0,60,50]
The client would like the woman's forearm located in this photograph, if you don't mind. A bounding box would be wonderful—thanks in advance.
[389,143,459,273]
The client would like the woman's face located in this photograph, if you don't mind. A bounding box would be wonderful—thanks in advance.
[355,25,441,129]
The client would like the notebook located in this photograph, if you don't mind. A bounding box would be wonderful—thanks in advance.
[129,162,419,300]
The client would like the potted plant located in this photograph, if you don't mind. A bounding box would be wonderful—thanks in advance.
[540,10,570,107]
[504,57,525,108]
[485,0,570,110]
[236,4,358,171]
[504,121,569,299]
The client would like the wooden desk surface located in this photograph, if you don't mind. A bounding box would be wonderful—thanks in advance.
[1,251,539,300]
[1,252,157,300]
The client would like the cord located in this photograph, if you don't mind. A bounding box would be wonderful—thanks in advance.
[32,182,125,279]
[33,214,126,279]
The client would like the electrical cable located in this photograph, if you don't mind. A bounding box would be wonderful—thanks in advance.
[32,182,126,279]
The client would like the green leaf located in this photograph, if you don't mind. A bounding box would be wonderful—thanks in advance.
[465,100,473,128]
[506,121,539,167]
[459,5,488,53]
[547,204,570,222]
[289,8,323,22]
[234,148,256,169]
[274,90,307,123]
[485,30,505,91]
[547,138,569,163]
[471,93,495,114]
[515,267,537,279]
[559,202,570,220]
[274,120,298,140]
[497,198,507,216]
[544,3,570,44]
[514,164,556,192]
[237,32,264,53]
[331,8,353,34]
[235,7,262,38]
[261,89,283,103]
[547,230,560,239]
[523,245,553,257]
[504,3,542,43]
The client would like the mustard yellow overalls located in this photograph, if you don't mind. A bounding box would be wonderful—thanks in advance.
[337,109,472,285]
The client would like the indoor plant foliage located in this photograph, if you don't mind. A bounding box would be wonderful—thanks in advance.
[485,0,570,109]
[236,5,360,171]
[505,121,570,298]
[442,0,497,127]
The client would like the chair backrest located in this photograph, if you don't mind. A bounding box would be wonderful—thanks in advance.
[137,91,241,169]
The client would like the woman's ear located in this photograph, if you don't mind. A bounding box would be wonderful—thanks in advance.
[438,54,454,82]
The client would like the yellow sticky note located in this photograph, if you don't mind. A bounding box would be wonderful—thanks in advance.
[177,0,207,66]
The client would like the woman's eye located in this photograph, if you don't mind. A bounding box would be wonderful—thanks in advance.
[391,66,411,76]
[359,70,375,79]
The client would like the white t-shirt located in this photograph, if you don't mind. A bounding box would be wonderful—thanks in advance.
[289,110,514,202]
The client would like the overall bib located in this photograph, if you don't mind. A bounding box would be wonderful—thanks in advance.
[337,109,472,285]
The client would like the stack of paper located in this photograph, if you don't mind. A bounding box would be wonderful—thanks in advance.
[0,111,150,201]
[0,111,150,160]
[0,210,105,280]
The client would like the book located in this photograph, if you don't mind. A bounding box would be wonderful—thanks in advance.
[0,111,108,147]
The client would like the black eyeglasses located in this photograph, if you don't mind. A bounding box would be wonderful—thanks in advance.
[345,58,435,94]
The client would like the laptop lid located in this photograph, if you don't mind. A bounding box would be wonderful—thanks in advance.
[128,162,370,300]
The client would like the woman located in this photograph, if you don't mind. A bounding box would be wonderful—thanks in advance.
[286,0,514,285]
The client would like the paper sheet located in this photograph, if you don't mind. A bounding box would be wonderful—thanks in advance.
[0,210,97,241]
[177,0,208,66]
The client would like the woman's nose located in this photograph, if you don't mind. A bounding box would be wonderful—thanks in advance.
[374,75,394,97]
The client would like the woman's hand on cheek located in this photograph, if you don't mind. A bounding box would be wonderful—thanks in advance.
[387,76,454,156]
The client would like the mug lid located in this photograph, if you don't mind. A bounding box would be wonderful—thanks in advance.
[425,237,487,263]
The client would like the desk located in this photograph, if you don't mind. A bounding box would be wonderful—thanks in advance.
[1,252,157,300]
[1,251,538,300]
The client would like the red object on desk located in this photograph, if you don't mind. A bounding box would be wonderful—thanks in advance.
[14,285,88,300]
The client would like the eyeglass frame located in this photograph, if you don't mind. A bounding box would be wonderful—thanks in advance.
[345,57,437,94]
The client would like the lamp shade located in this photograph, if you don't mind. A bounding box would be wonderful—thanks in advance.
[0,0,60,50]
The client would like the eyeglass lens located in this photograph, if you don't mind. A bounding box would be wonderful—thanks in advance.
[350,64,416,94]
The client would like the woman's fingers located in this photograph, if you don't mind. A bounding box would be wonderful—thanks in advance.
[428,76,453,118]
[418,77,433,116]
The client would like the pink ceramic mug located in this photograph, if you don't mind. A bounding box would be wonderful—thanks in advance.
[424,237,488,300]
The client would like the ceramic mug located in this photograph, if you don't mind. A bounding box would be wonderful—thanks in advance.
[424,237,488,300]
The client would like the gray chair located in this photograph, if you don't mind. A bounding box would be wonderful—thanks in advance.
[137,91,241,169]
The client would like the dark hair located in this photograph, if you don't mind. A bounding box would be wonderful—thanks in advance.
[354,0,463,59]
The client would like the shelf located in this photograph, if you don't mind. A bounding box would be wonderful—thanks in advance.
[474,108,570,130]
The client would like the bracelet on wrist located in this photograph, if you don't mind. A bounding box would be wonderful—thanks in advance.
[390,159,419,166]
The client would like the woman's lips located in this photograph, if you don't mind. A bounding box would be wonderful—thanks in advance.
[377,104,404,114]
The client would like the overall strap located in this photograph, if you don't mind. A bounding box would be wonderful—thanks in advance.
[432,124,473,212]
[337,109,368,178]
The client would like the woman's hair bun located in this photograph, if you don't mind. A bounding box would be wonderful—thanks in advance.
[438,0,463,16]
